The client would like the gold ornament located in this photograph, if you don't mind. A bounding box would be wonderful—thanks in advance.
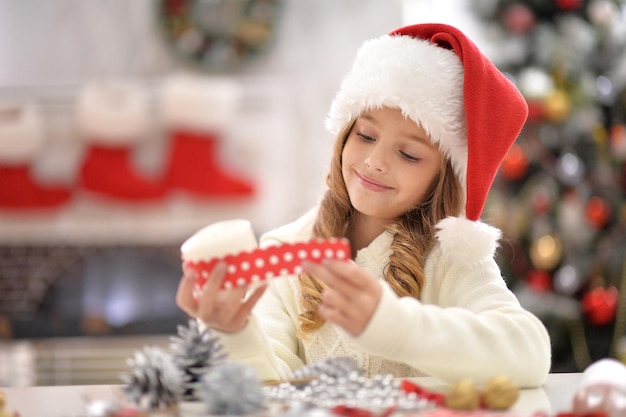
[445,378,480,410]
[530,233,563,270]
[481,375,520,410]
[236,19,270,47]
[542,89,571,123]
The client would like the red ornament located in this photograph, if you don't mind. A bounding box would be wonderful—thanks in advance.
[586,196,611,229]
[556,0,583,11]
[527,270,552,293]
[502,3,536,34]
[582,286,619,326]
[531,188,552,214]
[501,143,530,181]
[609,124,626,160]
[332,405,389,417]
[162,0,188,15]
[401,379,446,406]
[526,99,545,122]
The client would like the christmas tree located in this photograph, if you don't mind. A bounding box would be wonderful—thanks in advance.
[472,0,626,371]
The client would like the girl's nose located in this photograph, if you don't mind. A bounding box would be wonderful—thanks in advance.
[364,146,389,172]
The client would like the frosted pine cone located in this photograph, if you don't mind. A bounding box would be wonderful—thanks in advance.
[120,346,182,410]
[199,362,265,415]
[170,319,228,400]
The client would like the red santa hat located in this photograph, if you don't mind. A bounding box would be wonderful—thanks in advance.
[325,23,528,265]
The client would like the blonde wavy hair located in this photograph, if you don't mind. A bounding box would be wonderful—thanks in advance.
[298,119,464,335]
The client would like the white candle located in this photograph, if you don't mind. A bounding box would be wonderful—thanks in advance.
[181,219,258,262]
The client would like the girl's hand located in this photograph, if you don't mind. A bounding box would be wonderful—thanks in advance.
[302,259,382,336]
[176,261,267,333]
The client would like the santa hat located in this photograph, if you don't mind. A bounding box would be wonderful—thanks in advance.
[325,23,528,265]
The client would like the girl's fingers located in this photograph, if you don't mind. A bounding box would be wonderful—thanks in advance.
[318,271,382,336]
[182,262,196,278]
[318,303,352,329]
[195,263,268,331]
[176,272,198,317]
[203,261,250,304]
[244,284,268,309]
[320,286,351,311]
[303,260,368,297]
[301,260,347,292]
[230,284,268,329]
[201,262,229,304]
[322,259,372,289]
[176,260,271,333]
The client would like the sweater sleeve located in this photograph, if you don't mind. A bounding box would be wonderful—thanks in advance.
[209,276,305,382]
[351,249,551,388]
[208,315,289,382]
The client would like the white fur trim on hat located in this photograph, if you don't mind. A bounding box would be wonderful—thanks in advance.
[435,216,501,266]
[159,73,241,132]
[325,34,468,187]
[76,80,150,145]
[0,101,43,164]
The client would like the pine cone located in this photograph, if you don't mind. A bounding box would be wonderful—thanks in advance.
[199,362,265,415]
[170,319,228,400]
[120,346,182,409]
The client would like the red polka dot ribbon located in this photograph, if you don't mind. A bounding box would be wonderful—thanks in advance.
[185,238,351,290]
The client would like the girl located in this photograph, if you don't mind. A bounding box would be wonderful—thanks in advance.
[176,23,551,388]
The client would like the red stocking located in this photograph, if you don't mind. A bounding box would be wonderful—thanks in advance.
[160,74,255,198]
[166,129,254,197]
[0,165,71,210]
[0,102,71,210]
[79,144,167,200]
[76,80,166,201]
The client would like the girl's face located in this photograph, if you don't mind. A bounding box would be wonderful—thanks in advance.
[342,106,442,225]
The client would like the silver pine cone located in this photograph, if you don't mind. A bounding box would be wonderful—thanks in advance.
[199,362,265,415]
[120,346,182,409]
[170,319,228,400]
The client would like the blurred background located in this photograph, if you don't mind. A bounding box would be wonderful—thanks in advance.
[0,0,625,386]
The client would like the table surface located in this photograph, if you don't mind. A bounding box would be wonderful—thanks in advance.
[1,373,582,417]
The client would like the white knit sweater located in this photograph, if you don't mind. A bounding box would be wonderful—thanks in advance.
[211,208,551,388]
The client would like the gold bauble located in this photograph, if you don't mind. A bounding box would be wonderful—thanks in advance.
[529,234,563,270]
[236,19,270,47]
[542,89,571,123]
[482,375,519,410]
[445,378,480,410]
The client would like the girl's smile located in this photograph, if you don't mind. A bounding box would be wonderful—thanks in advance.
[355,171,393,192]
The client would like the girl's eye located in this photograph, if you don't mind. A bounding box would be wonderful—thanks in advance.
[400,151,420,162]
[356,132,375,142]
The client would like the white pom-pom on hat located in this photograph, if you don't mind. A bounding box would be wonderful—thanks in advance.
[436,217,502,266]
[0,101,43,164]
